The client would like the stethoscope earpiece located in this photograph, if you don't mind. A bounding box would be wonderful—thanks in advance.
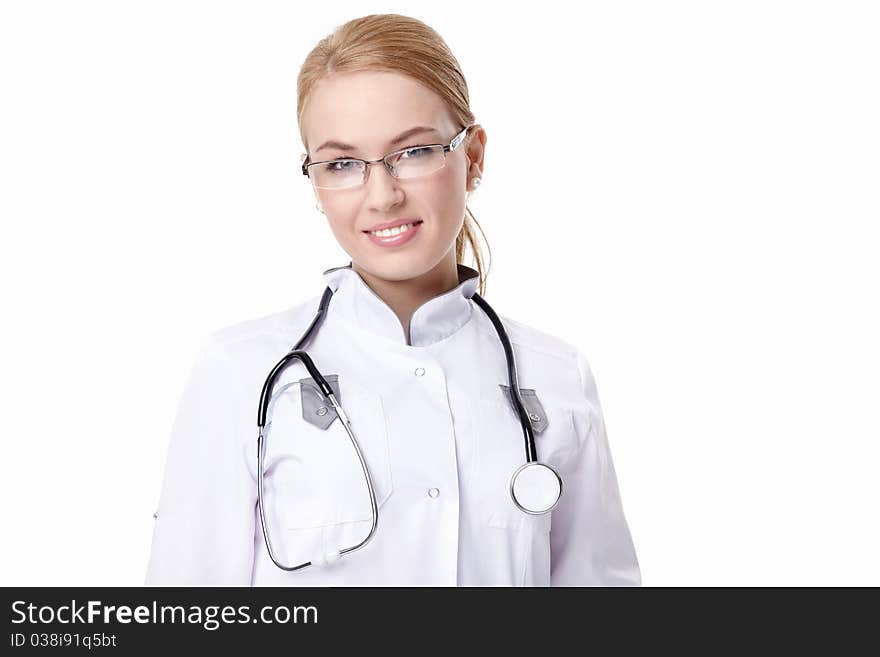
[311,549,341,567]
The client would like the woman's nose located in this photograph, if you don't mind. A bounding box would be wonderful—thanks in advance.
[364,160,404,209]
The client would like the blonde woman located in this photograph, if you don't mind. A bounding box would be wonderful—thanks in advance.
[146,13,641,587]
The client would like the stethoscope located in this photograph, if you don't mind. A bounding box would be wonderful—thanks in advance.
[256,279,564,572]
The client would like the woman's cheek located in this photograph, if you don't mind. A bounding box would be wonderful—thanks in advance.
[326,216,359,253]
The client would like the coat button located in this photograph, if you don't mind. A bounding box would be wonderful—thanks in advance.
[414,367,426,376]
[529,412,541,422]
[428,487,440,498]
[316,406,328,416]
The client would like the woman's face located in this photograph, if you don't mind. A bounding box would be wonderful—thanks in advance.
[301,70,483,282]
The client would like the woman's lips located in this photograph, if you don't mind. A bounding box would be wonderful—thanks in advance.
[364,220,423,247]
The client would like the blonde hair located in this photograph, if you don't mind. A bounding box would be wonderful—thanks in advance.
[296,13,492,296]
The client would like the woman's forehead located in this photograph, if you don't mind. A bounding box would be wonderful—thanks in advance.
[311,69,432,99]
[303,71,453,151]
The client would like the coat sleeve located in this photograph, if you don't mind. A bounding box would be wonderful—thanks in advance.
[145,334,257,585]
[550,351,642,586]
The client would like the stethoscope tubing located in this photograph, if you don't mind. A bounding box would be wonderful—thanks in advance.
[470,292,538,464]
[257,386,378,571]
[256,284,540,571]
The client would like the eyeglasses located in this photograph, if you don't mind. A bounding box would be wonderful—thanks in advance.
[301,124,474,190]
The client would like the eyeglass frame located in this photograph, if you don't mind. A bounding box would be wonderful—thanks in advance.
[301,124,475,189]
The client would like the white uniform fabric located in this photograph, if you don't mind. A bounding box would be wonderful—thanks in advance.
[145,263,641,586]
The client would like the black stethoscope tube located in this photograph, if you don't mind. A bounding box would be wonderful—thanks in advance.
[257,286,538,465]
[257,286,333,430]
[470,292,538,464]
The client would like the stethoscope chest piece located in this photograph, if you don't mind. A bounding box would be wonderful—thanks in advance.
[510,461,563,514]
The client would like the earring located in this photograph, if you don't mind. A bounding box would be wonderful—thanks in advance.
[316,202,324,214]
[471,177,482,190]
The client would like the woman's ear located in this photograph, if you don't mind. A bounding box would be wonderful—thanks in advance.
[466,125,486,180]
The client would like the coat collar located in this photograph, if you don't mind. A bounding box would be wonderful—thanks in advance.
[321,262,480,347]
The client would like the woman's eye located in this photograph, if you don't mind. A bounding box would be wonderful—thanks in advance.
[325,160,358,173]
[401,146,430,158]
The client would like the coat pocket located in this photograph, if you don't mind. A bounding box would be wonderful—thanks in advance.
[260,379,393,531]
[475,390,579,533]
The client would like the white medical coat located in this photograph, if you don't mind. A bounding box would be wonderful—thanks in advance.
[145,263,641,586]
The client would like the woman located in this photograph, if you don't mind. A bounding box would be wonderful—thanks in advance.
[145,13,641,586]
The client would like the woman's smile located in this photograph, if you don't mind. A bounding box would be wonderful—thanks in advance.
[364,219,423,247]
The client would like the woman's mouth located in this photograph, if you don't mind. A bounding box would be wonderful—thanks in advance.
[363,220,423,247]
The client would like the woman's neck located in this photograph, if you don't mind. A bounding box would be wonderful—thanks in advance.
[353,251,461,344]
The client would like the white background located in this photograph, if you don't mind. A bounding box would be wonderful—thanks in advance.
[1,0,877,586]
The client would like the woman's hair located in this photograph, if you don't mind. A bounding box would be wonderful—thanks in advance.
[297,13,492,296]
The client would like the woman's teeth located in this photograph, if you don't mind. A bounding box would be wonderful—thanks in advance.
[369,222,419,237]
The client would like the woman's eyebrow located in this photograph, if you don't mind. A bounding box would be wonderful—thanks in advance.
[315,126,440,154]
